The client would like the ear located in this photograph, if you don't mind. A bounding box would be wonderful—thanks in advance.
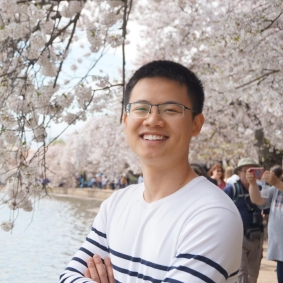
[123,112,128,132]
[192,113,204,137]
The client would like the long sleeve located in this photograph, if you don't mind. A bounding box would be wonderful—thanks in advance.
[60,201,109,283]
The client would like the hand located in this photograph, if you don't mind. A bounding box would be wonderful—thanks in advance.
[84,255,115,283]
[261,171,279,187]
[246,169,257,185]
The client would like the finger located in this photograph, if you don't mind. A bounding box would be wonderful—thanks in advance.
[104,257,115,283]
[84,268,91,278]
[93,254,108,283]
[87,257,100,283]
[246,172,253,178]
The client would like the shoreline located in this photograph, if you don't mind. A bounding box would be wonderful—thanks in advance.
[49,187,114,201]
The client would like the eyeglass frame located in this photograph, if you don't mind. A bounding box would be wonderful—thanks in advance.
[125,102,196,118]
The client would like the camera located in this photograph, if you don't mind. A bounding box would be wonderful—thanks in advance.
[252,211,260,225]
[249,167,264,179]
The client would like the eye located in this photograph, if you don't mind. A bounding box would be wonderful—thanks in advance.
[162,104,183,115]
[132,104,149,112]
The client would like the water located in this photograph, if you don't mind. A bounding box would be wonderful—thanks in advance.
[0,194,102,283]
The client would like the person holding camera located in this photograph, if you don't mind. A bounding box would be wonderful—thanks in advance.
[224,158,264,283]
[248,165,283,283]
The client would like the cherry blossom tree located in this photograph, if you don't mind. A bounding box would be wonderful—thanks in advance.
[46,105,140,188]
[1,0,283,232]
[0,0,133,231]
[135,0,283,167]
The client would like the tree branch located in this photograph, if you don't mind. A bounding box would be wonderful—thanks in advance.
[120,0,129,123]
[260,12,282,33]
[53,12,80,88]
[235,70,280,89]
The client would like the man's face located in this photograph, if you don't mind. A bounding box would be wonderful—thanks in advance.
[123,77,204,166]
[238,165,254,186]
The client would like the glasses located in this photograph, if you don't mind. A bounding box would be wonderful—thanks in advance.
[126,102,195,119]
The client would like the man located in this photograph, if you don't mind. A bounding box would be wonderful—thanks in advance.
[137,173,143,184]
[60,60,243,283]
[248,165,283,283]
[224,158,264,283]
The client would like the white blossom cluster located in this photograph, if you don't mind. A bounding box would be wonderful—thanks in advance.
[44,91,140,188]
[0,174,43,231]
[135,0,283,163]
[0,0,130,231]
[2,0,283,232]
[60,1,85,18]
[0,221,14,232]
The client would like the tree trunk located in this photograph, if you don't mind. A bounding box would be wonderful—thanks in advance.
[255,129,283,169]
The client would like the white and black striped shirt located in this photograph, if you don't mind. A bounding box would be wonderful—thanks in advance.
[60,176,242,283]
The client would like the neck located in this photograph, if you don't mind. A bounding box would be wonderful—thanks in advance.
[240,179,249,190]
[141,161,198,203]
[213,176,221,182]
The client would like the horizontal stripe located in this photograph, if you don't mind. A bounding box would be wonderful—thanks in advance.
[72,256,87,267]
[65,267,84,277]
[79,247,94,258]
[86,237,109,252]
[92,227,107,238]
[163,278,183,283]
[78,247,105,264]
[177,253,228,279]
[112,263,162,283]
[109,248,168,271]
[229,269,239,277]
[70,277,82,283]
[171,265,216,283]
[60,275,72,283]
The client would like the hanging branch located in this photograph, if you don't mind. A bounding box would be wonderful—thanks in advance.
[119,0,133,123]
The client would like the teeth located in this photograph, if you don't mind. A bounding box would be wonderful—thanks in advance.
[143,135,165,140]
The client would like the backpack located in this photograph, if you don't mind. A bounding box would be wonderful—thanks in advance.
[231,181,249,202]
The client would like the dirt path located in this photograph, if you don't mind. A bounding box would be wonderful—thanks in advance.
[258,241,277,283]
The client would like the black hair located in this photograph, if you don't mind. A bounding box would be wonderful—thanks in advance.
[124,60,205,115]
[191,163,209,177]
[270,165,283,180]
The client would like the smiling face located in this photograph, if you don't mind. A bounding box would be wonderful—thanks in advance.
[123,77,204,167]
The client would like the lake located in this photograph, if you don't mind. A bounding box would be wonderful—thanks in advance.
[0,194,102,283]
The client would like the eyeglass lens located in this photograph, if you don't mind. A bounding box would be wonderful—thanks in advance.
[128,103,184,118]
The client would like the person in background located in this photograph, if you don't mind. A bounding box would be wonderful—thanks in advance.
[226,172,240,185]
[102,176,108,189]
[96,174,102,189]
[248,165,283,283]
[114,176,119,190]
[90,176,96,188]
[109,178,115,190]
[224,166,233,182]
[208,163,226,189]
[224,158,264,283]
[120,175,127,188]
[137,173,143,184]
[191,163,217,185]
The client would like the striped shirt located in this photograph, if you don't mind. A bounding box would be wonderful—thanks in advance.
[60,176,242,283]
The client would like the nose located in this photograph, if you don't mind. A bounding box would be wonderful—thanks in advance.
[143,105,165,127]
